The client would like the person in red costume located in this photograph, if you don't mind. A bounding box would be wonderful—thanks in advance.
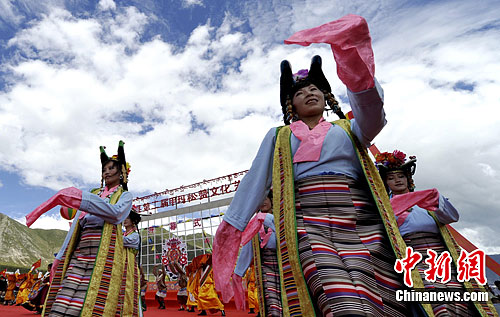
[213,14,412,317]
[377,150,498,316]
[25,141,139,316]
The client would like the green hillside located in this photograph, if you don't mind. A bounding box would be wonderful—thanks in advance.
[0,212,67,271]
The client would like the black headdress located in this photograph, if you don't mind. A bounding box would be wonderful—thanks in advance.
[375,150,417,192]
[129,206,141,226]
[100,140,130,191]
[280,55,344,124]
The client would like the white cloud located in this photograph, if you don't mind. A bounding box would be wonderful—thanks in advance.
[0,6,285,194]
[181,0,204,8]
[456,226,500,254]
[98,0,116,11]
[479,163,497,178]
[0,0,24,26]
[15,213,71,231]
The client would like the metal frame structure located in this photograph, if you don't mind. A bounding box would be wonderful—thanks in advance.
[138,197,233,280]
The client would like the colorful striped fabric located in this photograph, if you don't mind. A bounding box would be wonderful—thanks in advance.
[404,232,475,317]
[295,175,408,316]
[271,121,432,316]
[117,240,140,316]
[42,187,139,316]
[47,228,102,316]
[253,235,283,317]
[260,249,283,316]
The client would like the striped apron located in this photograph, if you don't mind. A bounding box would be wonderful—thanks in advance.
[294,174,408,317]
[404,232,476,317]
[49,228,102,316]
[260,248,283,316]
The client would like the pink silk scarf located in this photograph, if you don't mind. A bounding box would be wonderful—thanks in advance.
[290,118,331,163]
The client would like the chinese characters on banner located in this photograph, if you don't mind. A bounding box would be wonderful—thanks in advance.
[167,218,202,231]
[394,247,486,287]
[135,180,241,213]
[193,218,201,227]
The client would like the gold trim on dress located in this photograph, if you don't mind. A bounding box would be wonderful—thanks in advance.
[252,235,266,317]
[273,125,315,316]
[429,212,498,316]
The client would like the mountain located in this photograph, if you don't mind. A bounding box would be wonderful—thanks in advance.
[0,212,67,271]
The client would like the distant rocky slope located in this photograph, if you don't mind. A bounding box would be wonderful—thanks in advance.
[0,212,67,270]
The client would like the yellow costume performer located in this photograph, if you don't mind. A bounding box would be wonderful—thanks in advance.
[4,273,17,304]
[244,264,258,312]
[197,263,224,315]
[185,259,201,311]
[15,272,34,305]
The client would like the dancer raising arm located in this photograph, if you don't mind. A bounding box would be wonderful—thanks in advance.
[214,14,413,317]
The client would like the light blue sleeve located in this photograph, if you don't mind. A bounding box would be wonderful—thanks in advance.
[398,205,439,236]
[435,194,459,225]
[263,213,276,232]
[263,213,277,250]
[348,78,386,147]
[223,128,276,231]
[123,231,140,249]
[79,190,132,224]
[234,242,254,277]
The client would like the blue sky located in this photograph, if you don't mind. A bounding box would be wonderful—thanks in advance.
[0,0,499,253]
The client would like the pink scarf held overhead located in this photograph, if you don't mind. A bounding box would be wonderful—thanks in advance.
[285,14,375,92]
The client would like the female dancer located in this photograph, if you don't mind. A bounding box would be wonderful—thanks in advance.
[26,141,138,316]
[121,207,142,314]
[377,150,497,316]
[214,15,411,317]
[233,192,280,316]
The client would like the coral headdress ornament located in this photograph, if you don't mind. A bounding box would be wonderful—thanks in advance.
[100,140,131,191]
[280,55,344,125]
[375,150,417,191]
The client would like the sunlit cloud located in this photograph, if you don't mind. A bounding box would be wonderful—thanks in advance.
[15,213,70,231]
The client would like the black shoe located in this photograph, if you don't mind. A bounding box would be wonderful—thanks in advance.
[221,310,226,316]
[198,310,207,316]
[22,301,36,311]
[249,308,255,314]
[179,307,185,311]
[188,307,195,312]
